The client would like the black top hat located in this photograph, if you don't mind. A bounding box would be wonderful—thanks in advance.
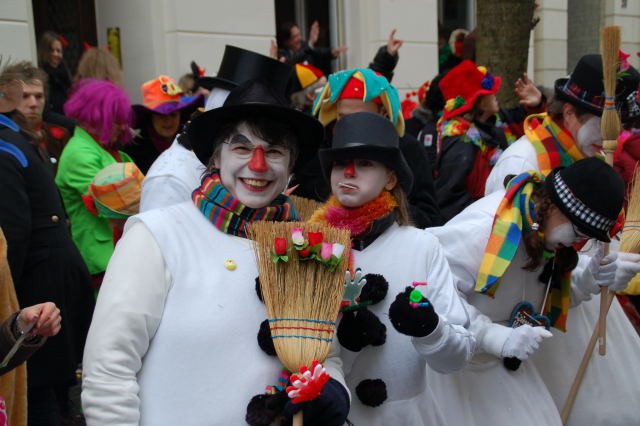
[188,79,324,172]
[318,112,414,194]
[554,54,604,116]
[546,157,623,242]
[616,65,640,124]
[196,45,293,95]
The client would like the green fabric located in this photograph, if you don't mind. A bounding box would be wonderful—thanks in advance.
[55,127,132,274]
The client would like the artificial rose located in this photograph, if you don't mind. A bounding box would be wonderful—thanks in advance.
[299,247,311,258]
[308,232,323,247]
[332,243,345,258]
[274,237,287,255]
[292,227,305,246]
[321,242,333,260]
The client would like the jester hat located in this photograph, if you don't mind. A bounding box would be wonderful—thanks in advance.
[312,68,405,136]
[438,60,501,120]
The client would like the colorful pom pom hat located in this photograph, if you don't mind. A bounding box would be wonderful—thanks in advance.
[438,60,501,120]
[312,68,405,136]
[87,162,144,219]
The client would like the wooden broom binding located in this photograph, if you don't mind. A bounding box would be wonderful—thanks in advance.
[248,221,350,426]
[290,195,323,222]
[597,25,621,357]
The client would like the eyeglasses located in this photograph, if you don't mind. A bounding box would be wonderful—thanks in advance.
[223,134,290,161]
[571,222,590,241]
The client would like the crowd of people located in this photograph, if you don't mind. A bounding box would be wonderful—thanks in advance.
[1,23,640,426]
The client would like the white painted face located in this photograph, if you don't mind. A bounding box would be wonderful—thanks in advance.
[575,115,602,157]
[330,158,397,208]
[543,207,589,250]
[215,122,291,208]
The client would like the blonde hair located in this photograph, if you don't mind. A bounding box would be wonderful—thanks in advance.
[75,48,123,86]
[390,185,412,226]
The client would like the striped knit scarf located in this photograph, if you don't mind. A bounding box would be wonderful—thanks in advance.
[437,115,517,152]
[475,171,571,331]
[192,170,298,238]
[524,113,584,176]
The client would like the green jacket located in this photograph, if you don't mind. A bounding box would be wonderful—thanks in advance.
[55,127,132,274]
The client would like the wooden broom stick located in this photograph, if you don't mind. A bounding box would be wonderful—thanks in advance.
[597,25,621,356]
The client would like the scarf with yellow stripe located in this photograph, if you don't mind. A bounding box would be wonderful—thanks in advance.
[475,171,571,331]
[524,113,585,175]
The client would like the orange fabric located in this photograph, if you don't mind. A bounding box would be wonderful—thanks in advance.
[140,75,184,109]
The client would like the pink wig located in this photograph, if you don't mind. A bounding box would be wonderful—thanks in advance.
[64,79,133,147]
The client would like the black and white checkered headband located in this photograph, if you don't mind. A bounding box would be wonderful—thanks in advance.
[553,172,615,233]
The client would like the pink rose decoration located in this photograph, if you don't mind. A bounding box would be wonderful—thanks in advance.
[292,227,305,246]
[320,242,333,260]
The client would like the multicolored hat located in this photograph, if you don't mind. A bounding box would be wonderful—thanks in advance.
[88,162,144,219]
[295,63,324,89]
[554,54,604,116]
[438,60,501,120]
[133,75,203,117]
[312,68,405,136]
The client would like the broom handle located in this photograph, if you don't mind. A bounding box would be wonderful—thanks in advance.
[561,290,615,424]
[598,139,617,355]
[293,411,303,426]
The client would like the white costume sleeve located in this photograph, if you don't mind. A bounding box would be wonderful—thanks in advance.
[324,337,351,402]
[412,233,476,374]
[485,138,539,195]
[82,222,172,426]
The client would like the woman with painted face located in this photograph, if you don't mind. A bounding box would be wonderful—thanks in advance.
[125,75,203,174]
[425,157,635,426]
[81,80,350,426]
[309,112,475,424]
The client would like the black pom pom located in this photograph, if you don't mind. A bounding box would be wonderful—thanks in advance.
[255,277,263,302]
[337,308,386,351]
[388,286,438,337]
[246,392,289,426]
[257,319,276,356]
[503,357,522,371]
[355,379,387,407]
[360,274,388,305]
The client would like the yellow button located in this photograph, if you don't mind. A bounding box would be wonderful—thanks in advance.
[224,259,237,271]
[51,215,60,223]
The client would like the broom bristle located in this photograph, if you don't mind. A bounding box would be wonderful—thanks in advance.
[290,195,323,222]
[600,26,621,154]
[621,168,640,253]
[248,221,350,372]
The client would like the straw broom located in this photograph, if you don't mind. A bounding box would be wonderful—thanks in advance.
[290,195,323,222]
[248,221,350,426]
[597,25,621,357]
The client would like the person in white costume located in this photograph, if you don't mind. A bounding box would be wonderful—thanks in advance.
[483,53,640,425]
[81,80,351,426]
[140,45,293,212]
[309,112,475,425]
[428,158,639,426]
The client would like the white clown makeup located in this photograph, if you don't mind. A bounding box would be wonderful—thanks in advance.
[543,206,589,250]
[215,122,291,208]
[576,115,602,157]
[331,158,397,208]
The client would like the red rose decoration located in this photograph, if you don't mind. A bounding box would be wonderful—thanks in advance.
[274,237,287,255]
[308,232,323,247]
[299,247,311,258]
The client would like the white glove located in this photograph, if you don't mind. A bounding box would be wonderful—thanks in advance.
[574,244,617,295]
[612,252,640,292]
[500,325,552,360]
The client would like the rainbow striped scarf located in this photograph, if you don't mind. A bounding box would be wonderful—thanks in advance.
[192,170,298,238]
[438,116,517,152]
[524,113,585,175]
[475,171,570,331]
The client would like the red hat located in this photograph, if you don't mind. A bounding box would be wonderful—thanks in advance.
[336,72,383,104]
[294,63,324,89]
[438,60,501,120]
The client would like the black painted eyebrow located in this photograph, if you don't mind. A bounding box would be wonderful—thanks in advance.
[228,134,253,145]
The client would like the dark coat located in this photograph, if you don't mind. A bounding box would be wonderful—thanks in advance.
[0,116,94,388]
[291,122,443,228]
[42,64,71,116]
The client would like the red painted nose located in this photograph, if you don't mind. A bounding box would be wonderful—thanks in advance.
[344,160,356,178]
[248,145,268,172]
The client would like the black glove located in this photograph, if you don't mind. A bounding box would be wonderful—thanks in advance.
[283,378,350,426]
[388,286,439,337]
